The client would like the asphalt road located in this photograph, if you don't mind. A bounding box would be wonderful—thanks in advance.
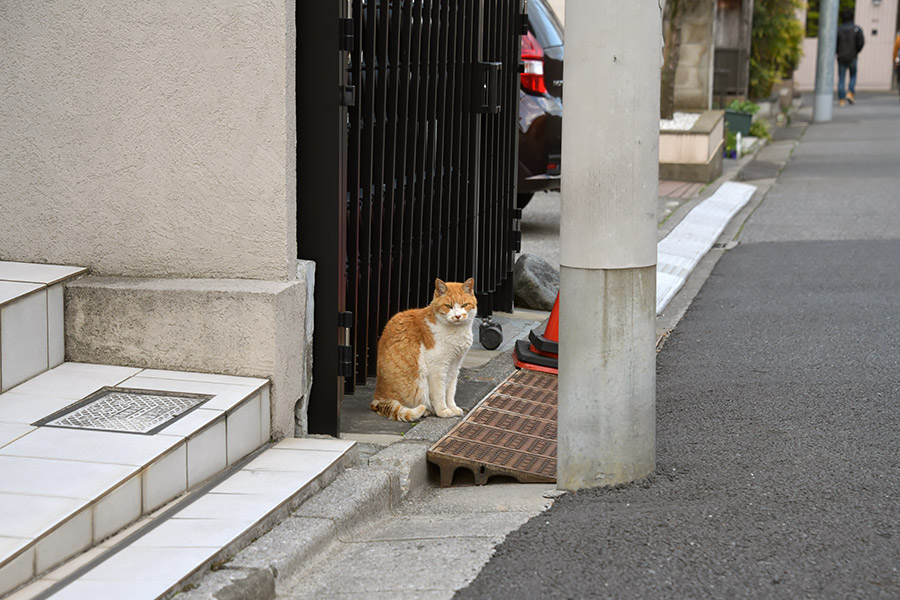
[456,95,900,599]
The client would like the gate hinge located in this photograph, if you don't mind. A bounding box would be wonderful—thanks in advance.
[472,62,502,114]
[339,18,354,52]
[339,85,356,107]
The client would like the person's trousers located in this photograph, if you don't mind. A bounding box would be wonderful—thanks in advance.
[837,58,858,100]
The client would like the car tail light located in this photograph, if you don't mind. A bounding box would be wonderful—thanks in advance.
[520,31,547,95]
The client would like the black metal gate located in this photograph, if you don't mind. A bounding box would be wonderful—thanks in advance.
[299,0,523,435]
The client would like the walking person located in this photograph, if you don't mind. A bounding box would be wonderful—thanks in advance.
[893,30,900,98]
[836,8,865,107]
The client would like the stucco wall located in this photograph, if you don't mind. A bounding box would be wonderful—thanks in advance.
[0,1,297,281]
[675,1,717,110]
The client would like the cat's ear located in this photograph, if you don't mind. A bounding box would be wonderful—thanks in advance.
[434,278,448,297]
[462,277,474,294]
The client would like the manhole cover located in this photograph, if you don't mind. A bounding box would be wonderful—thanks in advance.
[35,387,212,435]
[427,369,558,486]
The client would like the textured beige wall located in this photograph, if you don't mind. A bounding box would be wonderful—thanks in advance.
[675,1,716,110]
[0,1,297,281]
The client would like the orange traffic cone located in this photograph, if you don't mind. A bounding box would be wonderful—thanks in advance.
[513,293,559,375]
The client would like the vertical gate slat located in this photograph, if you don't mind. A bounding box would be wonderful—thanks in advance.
[486,0,494,303]
[344,0,365,394]
[499,0,520,311]
[446,0,462,281]
[463,0,478,283]
[439,0,456,281]
[433,0,451,282]
[498,0,511,306]
[380,0,400,326]
[400,0,423,312]
[420,0,439,306]
[347,0,364,391]
[390,0,412,319]
[366,0,390,372]
[357,0,378,381]
[413,0,434,308]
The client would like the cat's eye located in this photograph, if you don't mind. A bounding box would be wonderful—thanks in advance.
[461,303,469,308]
[445,304,453,309]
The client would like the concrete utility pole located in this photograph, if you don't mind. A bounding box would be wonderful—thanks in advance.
[557,1,660,491]
[813,0,840,122]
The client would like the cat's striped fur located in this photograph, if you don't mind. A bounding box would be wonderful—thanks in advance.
[370,278,477,422]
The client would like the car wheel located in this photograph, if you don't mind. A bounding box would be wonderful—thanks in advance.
[517,192,534,209]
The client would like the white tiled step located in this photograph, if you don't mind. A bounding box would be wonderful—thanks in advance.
[19,438,356,600]
[0,261,87,393]
[0,363,270,596]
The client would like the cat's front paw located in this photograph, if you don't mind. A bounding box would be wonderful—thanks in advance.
[448,406,464,417]
[436,408,461,418]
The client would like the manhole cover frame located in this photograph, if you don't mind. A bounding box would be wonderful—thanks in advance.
[33,386,214,435]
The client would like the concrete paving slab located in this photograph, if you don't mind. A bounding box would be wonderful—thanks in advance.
[401,483,555,516]
[755,140,796,163]
[282,537,505,597]
[354,512,536,542]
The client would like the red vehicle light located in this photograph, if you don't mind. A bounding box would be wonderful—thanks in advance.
[520,31,546,94]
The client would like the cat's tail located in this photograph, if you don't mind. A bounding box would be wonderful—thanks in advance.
[370,398,427,422]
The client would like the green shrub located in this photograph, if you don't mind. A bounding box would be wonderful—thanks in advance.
[805,0,856,38]
[727,99,761,114]
[750,0,805,98]
[749,120,771,140]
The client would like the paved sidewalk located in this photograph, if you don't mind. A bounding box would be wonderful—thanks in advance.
[457,93,900,599]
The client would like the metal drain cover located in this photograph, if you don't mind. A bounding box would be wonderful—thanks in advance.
[35,387,212,435]
[427,369,558,486]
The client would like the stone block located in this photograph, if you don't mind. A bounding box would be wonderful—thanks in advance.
[65,275,308,438]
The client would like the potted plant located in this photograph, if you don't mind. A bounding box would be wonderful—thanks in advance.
[724,99,759,137]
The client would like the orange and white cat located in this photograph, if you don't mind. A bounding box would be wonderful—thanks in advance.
[370,278,477,422]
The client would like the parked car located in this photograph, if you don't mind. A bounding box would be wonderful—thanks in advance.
[517,0,564,209]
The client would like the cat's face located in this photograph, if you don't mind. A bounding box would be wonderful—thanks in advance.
[432,278,477,325]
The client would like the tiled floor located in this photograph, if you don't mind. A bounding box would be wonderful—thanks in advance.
[0,362,269,596]
[12,438,356,600]
[0,262,86,394]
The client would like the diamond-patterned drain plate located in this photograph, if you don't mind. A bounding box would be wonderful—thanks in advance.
[427,369,558,486]
[35,387,212,435]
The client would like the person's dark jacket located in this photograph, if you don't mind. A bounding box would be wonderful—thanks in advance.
[837,22,865,64]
